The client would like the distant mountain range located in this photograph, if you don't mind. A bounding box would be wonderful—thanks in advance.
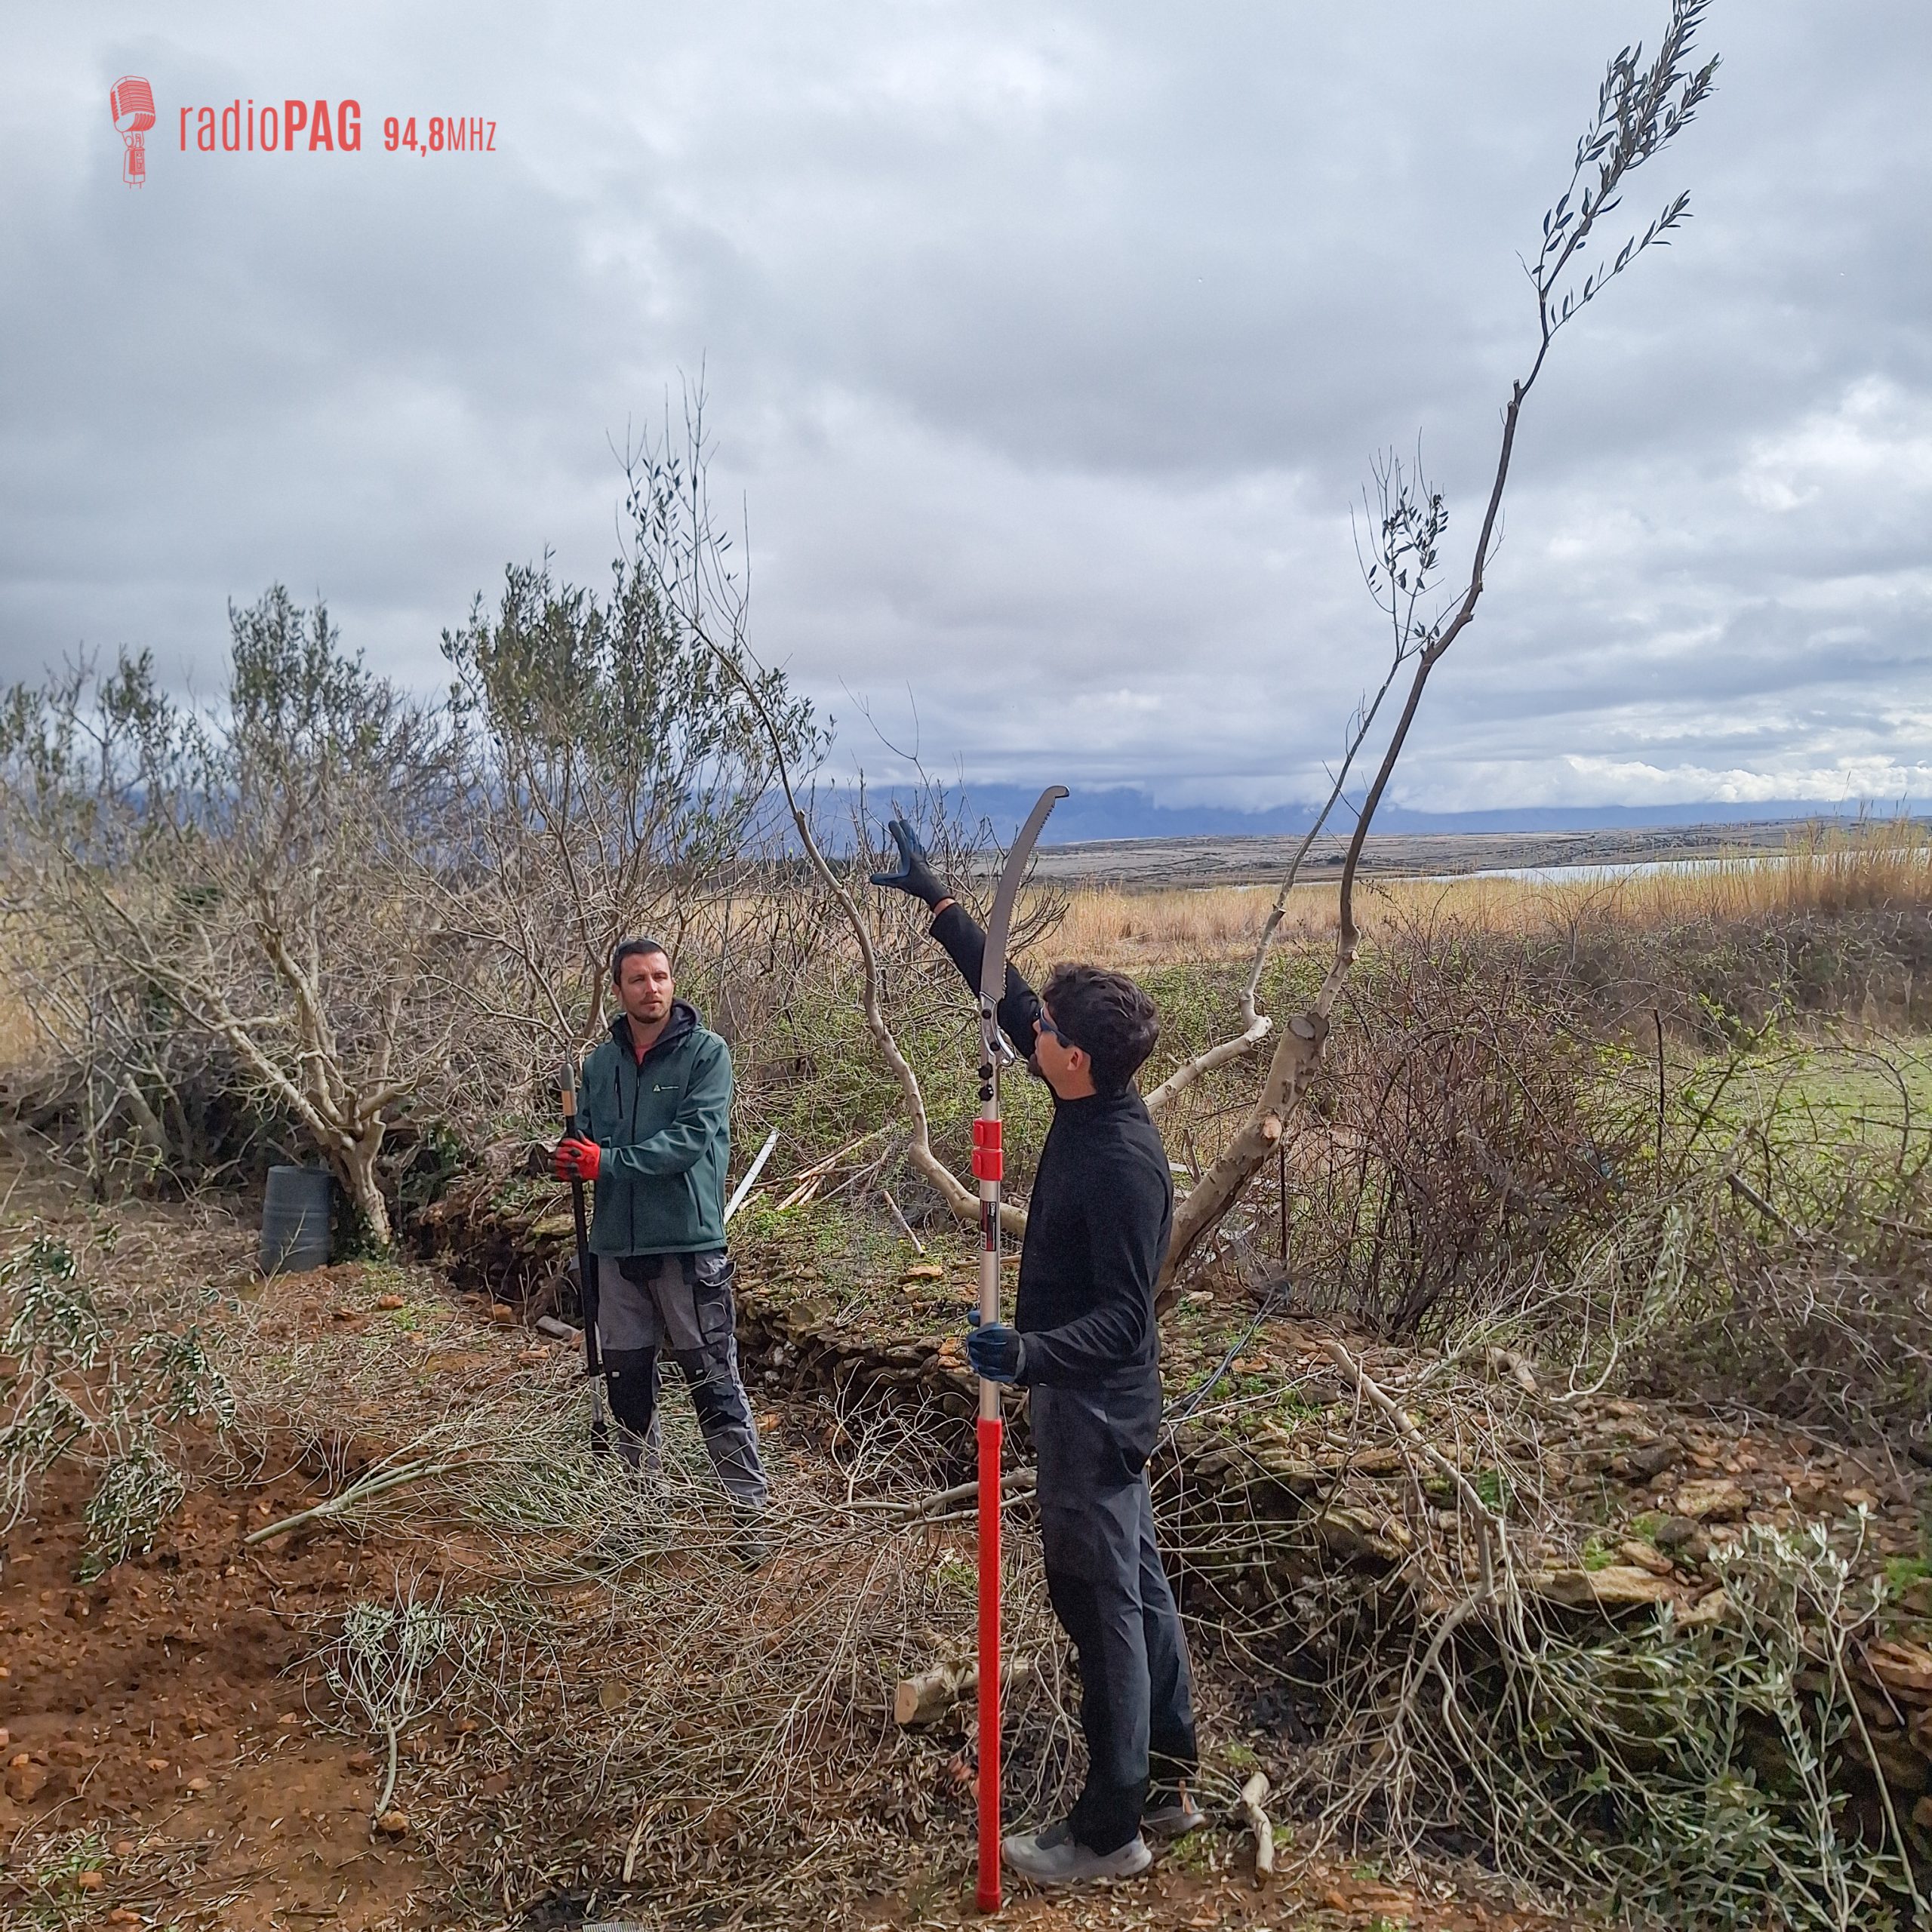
[928,785,1912,845]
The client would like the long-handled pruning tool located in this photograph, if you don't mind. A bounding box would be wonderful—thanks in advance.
[559,1057,606,1454]
[973,783,1068,1912]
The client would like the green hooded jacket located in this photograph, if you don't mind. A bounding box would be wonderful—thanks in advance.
[579,1000,733,1257]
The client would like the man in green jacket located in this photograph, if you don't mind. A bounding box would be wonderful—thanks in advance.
[555,938,768,1527]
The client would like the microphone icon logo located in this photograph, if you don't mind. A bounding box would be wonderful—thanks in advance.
[110,75,155,187]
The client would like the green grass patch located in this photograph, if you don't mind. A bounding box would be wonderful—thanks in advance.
[1883,1555,1932,1594]
[1161,1829,1215,1876]
[1471,1468,1509,1514]
[1677,1038,1932,1168]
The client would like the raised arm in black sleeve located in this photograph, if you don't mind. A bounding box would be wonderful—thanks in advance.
[928,901,1042,1059]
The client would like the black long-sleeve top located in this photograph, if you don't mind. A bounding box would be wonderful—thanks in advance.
[931,903,1172,1392]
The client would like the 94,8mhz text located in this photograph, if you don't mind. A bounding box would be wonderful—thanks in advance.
[385,115,497,154]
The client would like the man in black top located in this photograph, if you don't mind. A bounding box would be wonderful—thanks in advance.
[872,820,1200,1887]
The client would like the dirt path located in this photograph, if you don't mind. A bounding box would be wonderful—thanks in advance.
[1,1450,445,1928]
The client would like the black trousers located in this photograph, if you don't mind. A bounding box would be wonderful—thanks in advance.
[1032,1381,1198,1854]
[598,1251,768,1508]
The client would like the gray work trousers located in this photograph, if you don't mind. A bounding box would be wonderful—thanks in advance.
[597,1250,768,1509]
[1032,1380,1198,1854]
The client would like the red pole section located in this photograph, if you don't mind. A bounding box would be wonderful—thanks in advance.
[976,1411,1003,1911]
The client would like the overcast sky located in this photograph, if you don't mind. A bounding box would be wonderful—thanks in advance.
[5,2,1929,816]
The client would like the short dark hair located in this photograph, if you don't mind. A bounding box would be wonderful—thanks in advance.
[611,937,669,984]
[1039,962,1160,1096]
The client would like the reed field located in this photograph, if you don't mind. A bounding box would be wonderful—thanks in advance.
[1035,820,1932,969]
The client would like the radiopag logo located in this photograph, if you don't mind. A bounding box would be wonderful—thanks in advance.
[110,75,155,187]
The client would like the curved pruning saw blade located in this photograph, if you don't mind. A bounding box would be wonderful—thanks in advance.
[980,786,1069,1061]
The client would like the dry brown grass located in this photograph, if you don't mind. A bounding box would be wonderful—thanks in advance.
[0,982,41,1069]
[0,918,54,1069]
[1035,820,1932,969]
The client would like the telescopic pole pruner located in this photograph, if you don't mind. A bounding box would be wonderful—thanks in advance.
[559,1057,607,1455]
[972,783,1067,1914]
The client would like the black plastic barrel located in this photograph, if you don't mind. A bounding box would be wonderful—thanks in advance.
[260,1165,332,1275]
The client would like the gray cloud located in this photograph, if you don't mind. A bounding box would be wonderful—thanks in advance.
[4,0,1928,817]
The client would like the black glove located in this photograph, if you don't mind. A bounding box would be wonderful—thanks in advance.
[966,1309,1026,1383]
[868,818,949,909]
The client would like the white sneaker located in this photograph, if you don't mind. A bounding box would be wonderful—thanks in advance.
[1002,1819,1152,1885]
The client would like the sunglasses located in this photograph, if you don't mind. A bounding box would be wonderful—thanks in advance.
[1035,1012,1081,1052]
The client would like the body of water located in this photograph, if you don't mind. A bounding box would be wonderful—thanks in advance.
[1438,855,1790,885]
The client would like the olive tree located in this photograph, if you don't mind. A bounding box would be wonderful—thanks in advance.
[0,589,462,1243]
[434,544,820,1081]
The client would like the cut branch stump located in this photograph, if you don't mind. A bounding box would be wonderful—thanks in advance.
[894,1654,1035,1727]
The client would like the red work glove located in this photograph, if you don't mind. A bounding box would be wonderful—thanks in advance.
[554,1137,602,1183]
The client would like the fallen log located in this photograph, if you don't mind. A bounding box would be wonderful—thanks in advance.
[894,1654,1035,1727]
[1235,1770,1275,1880]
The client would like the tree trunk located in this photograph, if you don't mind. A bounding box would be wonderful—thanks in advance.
[336,1127,392,1248]
[1157,1005,1333,1305]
